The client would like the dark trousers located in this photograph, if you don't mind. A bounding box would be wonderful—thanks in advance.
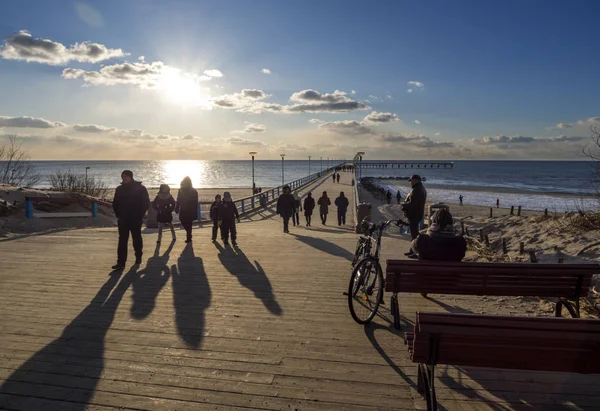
[305,214,312,226]
[211,219,220,240]
[282,215,290,232]
[409,219,420,240]
[320,213,327,224]
[117,220,143,264]
[337,211,347,225]
[222,223,237,243]
[181,221,193,241]
[293,211,299,225]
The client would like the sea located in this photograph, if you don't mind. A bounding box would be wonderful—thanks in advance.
[22,160,600,211]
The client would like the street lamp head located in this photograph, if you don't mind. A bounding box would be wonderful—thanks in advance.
[357,151,365,156]
[249,151,257,156]
[86,166,91,170]
[280,154,285,158]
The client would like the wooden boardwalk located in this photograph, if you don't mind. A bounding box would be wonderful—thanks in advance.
[1,171,599,410]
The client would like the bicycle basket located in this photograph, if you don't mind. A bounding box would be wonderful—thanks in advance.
[360,218,374,234]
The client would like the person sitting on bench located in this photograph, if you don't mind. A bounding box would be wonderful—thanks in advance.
[411,208,466,261]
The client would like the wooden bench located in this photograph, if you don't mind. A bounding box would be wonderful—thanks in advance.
[405,312,600,411]
[385,260,599,329]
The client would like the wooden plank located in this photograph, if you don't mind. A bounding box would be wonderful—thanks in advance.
[33,212,92,218]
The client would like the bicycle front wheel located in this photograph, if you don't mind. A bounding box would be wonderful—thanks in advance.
[348,256,384,324]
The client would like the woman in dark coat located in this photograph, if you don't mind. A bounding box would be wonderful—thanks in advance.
[303,192,315,227]
[152,184,176,243]
[276,185,295,233]
[209,194,222,242]
[175,176,198,243]
[317,191,331,225]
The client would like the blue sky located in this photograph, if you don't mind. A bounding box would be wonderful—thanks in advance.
[0,0,599,160]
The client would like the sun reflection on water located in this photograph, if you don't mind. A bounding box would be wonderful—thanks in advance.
[163,160,210,188]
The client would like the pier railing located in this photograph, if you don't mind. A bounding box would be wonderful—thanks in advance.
[195,163,346,221]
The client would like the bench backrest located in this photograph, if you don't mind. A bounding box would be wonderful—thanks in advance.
[385,260,598,298]
[411,312,600,374]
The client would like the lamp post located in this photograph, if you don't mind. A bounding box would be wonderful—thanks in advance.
[308,156,311,176]
[357,152,365,180]
[280,154,285,186]
[10,169,15,184]
[249,152,257,194]
[320,157,323,172]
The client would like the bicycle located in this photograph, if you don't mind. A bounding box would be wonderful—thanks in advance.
[347,218,406,324]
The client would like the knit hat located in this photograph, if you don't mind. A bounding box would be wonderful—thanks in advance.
[223,191,232,199]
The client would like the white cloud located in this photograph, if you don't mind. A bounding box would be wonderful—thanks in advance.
[434,132,440,136]
[472,135,587,145]
[414,120,421,125]
[351,90,356,95]
[407,81,424,88]
[0,30,127,65]
[63,61,166,88]
[261,68,272,74]
[72,124,115,133]
[138,56,145,61]
[317,120,375,135]
[0,116,66,128]
[385,94,393,100]
[244,123,267,133]
[407,89,413,93]
[364,111,400,123]
[204,69,223,78]
[227,137,266,146]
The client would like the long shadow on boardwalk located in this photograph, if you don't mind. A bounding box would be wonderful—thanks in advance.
[291,233,354,261]
[130,241,175,320]
[0,267,137,410]
[171,243,211,349]
[216,243,282,315]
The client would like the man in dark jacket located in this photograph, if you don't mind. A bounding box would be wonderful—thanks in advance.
[303,192,315,226]
[218,191,240,247]
[112,170,150,270]
[334,191,349,226]
[401,174,427,258]
[276,185,295,233]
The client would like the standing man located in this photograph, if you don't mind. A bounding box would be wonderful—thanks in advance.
[459,195,463,206]
[332,173,336,183]
[276,185,295,233]
[386,190,392,204]
[401,174,427,259]
[336,173,340,184]
[334,191,349,226]
[112,170,150,270]
[396,190,402,204]
[496,198,500,208]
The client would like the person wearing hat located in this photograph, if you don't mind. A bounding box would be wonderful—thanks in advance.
[218,191,240,246]
[401,174,427,258]
[411,208,466,261]
[276,185,295,233]
[209,194,222,242]
[152,184,176,244]
[175,176,199,243]
[112,170,150,270]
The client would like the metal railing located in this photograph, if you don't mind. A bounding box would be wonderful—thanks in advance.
[195,163,346,221]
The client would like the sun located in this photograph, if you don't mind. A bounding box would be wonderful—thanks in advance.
[156,68,211,108]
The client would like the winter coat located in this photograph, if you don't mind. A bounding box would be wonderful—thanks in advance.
[276,193,295,218]
[402,182,427,222]
[303,196,315,216]
[210,201,221,222]
[175,187,199,223]
[113,181,150,224]
[335,195,349,213]
[317,196,331,214]
[218,201,239,226]
[152,194,176,223]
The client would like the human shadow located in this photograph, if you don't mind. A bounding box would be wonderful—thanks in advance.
[215,243,282,315]
[0,267,137,410]
[130,241,175,320]
[291,233,355,261]
[171,243,211,349]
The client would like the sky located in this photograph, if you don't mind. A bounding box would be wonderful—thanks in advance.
[0,0,599,160]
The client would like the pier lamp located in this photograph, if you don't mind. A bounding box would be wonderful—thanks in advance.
[320,157,323,172]
[280,154,285,185]
[249,152,257,194]
[308,156,311,176]
[357,152,365,180]
[85,167,91,191]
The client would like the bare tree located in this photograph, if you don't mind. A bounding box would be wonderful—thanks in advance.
[0,136,41,187]
[49,170,109,198]
[582,126,600,198]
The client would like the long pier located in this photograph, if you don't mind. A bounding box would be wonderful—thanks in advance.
[1,169,598,410]
[358,161,454,169]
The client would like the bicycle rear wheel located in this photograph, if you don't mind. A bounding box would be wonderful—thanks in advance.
[348,256,384,324]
